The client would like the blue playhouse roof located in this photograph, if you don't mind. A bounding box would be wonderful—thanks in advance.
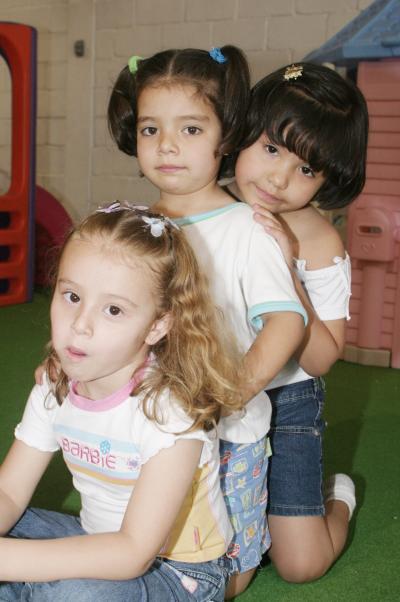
[304,0,400,65]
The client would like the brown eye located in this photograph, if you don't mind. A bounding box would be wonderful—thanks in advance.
[141,127,157,136]
[107,305,122,316]
[301,165,314,178]
[63,291,80,304]
[184,126,201,135]
[265,144,278,155]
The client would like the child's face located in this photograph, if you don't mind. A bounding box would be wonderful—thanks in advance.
[50,237,166,398]
[235,134,325,214]
[136,84,222,199]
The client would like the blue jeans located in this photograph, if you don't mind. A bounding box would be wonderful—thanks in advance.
[267,378,326,516]
[0,508,229,601]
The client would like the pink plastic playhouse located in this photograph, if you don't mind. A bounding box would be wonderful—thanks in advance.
[344,60,400,369]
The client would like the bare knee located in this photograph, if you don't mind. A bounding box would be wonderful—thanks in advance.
[273,554,331,584]
[268,515,336,583]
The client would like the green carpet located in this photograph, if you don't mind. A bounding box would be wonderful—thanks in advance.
[1,292,399,600]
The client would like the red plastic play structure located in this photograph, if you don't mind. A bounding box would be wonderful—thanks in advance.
[35,186,73,287]
[0,22,36,306]
[344,60,400,369]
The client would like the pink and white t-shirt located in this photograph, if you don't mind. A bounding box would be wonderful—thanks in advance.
[15,377,232,563]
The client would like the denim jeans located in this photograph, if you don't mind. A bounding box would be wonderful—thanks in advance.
[0,508,229,601]
[267,377,326,516]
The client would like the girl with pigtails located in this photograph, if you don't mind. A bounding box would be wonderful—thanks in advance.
[108,46,307,597]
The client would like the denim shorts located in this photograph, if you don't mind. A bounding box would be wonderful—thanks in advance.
[219,437,271,573]
[0,508,229,602]
[267,377,326,517]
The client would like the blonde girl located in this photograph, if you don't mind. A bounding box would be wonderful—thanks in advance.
[0,201,243,602]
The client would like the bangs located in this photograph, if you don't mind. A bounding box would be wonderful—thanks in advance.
[249,85,354,183]
[241,62,368,209]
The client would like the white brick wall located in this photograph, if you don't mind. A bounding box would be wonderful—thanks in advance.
[238,0,294,18]
[213,19,266,51]
[186,0,235,22]
[136,0,185,24]
[0,0,374,216]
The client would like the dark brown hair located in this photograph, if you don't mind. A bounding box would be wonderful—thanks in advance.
[240,62,369,209]
[108,46,250,178]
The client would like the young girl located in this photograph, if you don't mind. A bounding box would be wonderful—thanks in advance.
[0,201,245,601]
[232,61,369,583]
[108,47,307,597]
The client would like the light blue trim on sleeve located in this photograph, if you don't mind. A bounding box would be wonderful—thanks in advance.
[248,301,308,331]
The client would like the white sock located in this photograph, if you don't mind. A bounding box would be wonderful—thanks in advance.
[324,473,356,521]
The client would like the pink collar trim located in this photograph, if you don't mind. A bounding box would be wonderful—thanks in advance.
[68,362,148,412]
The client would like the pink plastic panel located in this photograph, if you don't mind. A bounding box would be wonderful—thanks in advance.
[367,101,400,116]
[358,61,400,100]
[367,148,400,164]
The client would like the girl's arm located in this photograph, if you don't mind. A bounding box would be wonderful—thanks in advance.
[253,208,345,376]
[291,283,345,376]
[241,311,304,401]
[0,440,54,535]
[237,211,307,400]
[0,438,202,582]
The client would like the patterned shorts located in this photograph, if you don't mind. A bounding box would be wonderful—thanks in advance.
[219,437,271,573]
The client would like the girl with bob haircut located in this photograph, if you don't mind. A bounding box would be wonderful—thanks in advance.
[240,61,368,209]
[0,202,244,601]
[108,47,307,598]
[233,61,368,584]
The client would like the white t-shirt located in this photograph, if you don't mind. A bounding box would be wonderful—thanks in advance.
[175,203,307,442]
[270,252,352,387]
[218,181,353,383]
[15,377,232,563]
[295,252,351,322]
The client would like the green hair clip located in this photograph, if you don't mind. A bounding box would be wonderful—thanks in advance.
[128,55,143,74]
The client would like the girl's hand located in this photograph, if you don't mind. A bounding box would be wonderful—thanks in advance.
[252,204,294,267]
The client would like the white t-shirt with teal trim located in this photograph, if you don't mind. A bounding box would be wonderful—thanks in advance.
[175,202,307,442]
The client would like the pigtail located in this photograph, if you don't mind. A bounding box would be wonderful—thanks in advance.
[218,45,251,156]
[107,45,251,170]
[108,65,138,156]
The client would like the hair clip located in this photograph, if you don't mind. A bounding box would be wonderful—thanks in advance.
[142,216,167,238]
[96,201,180,237]
[143,214,180,235]
[96,200,147,214]
[209,47,227,64]
[128,55,143,74]
[283,64,303,81]
[96,201,124,214]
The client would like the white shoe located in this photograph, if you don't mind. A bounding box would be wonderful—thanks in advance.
[324,473,356,521]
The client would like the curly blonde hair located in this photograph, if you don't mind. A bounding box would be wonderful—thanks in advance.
[46,203,244,432]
